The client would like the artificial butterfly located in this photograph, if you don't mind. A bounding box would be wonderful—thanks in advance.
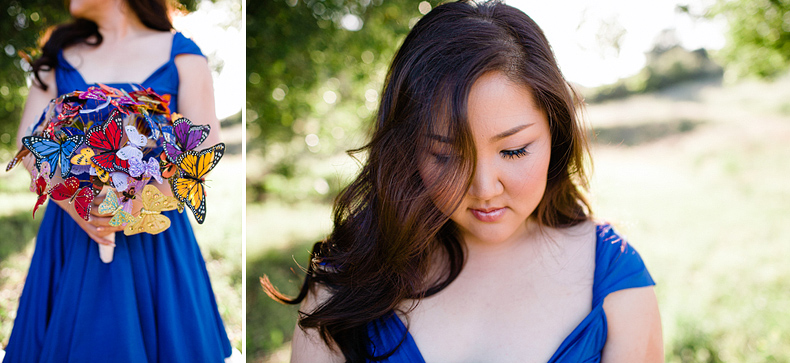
[32,175,49,217]
[159,152,178,179]
[49,176,93,221]
[171,143,224,224]
[163,117,210,163]
[78,88,107,101]
[31,161,52,217]
[124,185,179,236]
[97,191,135,227]
[71,146,110,182]
[6,148,30,172]
[86,109,135,173]
[125,125,147,148]
[129,156,163,184]
[57,102,81,121]
[22,132,85,178]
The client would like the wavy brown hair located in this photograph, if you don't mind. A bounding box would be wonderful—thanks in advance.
[262,0,592,361]
[32,0,173,91]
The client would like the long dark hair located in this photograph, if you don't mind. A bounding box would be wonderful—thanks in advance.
[262,1,592,361]
[32,0,173,90]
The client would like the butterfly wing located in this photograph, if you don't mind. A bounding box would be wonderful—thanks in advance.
[87,109,130,172]
[109,210,135,227]
[71,147,96,165]
[124,213,171,236]
[33,175,49,217]
[171,144,224,224]
[72,187,93,221]
[173,117,210,151]
[97,191,121,215]
[125,125,147,148]
[22,136,61,179]
[58,134,85,178]
[6,148,30,172]
[49,177,80,201]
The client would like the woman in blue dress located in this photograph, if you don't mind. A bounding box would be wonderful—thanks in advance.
[263,1,662,362]
[4,0,233,362]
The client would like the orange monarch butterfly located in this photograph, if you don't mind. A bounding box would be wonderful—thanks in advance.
[171,143,224,224]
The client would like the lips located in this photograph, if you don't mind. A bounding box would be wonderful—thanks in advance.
[470,207,506,222]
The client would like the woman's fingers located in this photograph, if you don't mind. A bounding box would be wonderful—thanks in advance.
[53,198,119,245]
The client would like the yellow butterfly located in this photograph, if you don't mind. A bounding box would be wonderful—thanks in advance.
[171,143,224,224]
[123,185,180,236]
[71,147,109,182]
[97,191,135,227]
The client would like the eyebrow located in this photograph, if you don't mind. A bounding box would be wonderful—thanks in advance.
[428,123,535,144]
[491,123,534,142]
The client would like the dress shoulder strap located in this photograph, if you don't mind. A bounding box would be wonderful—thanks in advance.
[170,32,204,59]
[592,223,655,305]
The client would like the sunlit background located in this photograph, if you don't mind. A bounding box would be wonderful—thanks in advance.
[249,0,790,362]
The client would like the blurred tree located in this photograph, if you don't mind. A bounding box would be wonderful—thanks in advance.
[0,1,69,152]
[247,0,441,201]
[712,0,790,79]
[0,0,199,154]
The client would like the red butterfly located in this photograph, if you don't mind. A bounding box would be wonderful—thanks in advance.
[159,152,178,179]
[32,174,49,217]
[87,109,130,173]
[50,177,93,221]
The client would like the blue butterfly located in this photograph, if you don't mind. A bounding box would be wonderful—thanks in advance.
[22,133,86,178]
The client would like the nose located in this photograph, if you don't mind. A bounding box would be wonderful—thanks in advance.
[467,159,504,201]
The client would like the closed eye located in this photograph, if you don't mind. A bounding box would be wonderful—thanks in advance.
[500,144,530,159]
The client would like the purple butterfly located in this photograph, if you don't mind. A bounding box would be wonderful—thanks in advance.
[78,88,107,101]
[129,156,163,184]
[163,117,210,163]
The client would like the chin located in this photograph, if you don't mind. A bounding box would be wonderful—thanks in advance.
[458,222,528,246]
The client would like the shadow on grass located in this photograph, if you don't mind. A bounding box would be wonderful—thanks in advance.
[247,239,314,362]
[592,119,705,147]
[0,210,41,262]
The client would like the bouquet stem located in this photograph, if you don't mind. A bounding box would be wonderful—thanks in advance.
[99,233,115,263]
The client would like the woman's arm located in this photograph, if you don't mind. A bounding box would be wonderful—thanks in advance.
[174,53,222,146]
[16,71,57,149]
[601,286,664,362]
[290,285,345,363]
[17,70,122,245]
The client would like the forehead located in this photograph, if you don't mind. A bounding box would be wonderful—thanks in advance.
[466,72,547,139]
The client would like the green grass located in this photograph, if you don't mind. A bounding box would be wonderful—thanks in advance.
[246,76,790,362]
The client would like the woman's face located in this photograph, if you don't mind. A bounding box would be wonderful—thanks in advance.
[420,71,551,247]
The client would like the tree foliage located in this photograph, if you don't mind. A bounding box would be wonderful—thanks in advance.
[246,0,441,201]
[713,0,790,79]
[0,1,69,152]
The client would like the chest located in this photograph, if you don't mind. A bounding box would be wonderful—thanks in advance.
[62,33,173,84]
[403,237,596,362]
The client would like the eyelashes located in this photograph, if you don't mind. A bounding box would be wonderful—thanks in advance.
[429,143,532,162]
[500,144,531,159]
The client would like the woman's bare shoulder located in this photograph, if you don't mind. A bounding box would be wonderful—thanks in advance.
[290,284,345,363]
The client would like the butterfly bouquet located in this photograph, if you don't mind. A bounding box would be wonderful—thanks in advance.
[6,84,225,263]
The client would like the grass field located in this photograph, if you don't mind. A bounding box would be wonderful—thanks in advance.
[0,118,243,354]
[247,76,790,363]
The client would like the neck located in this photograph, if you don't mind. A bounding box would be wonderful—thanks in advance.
[92,1,151,41]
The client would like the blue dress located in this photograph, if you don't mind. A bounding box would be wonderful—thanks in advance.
[368,223,655,362]
[3,33,232,363]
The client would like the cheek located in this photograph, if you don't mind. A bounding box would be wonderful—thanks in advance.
[506,143,551,206]
[418,159,463,216]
